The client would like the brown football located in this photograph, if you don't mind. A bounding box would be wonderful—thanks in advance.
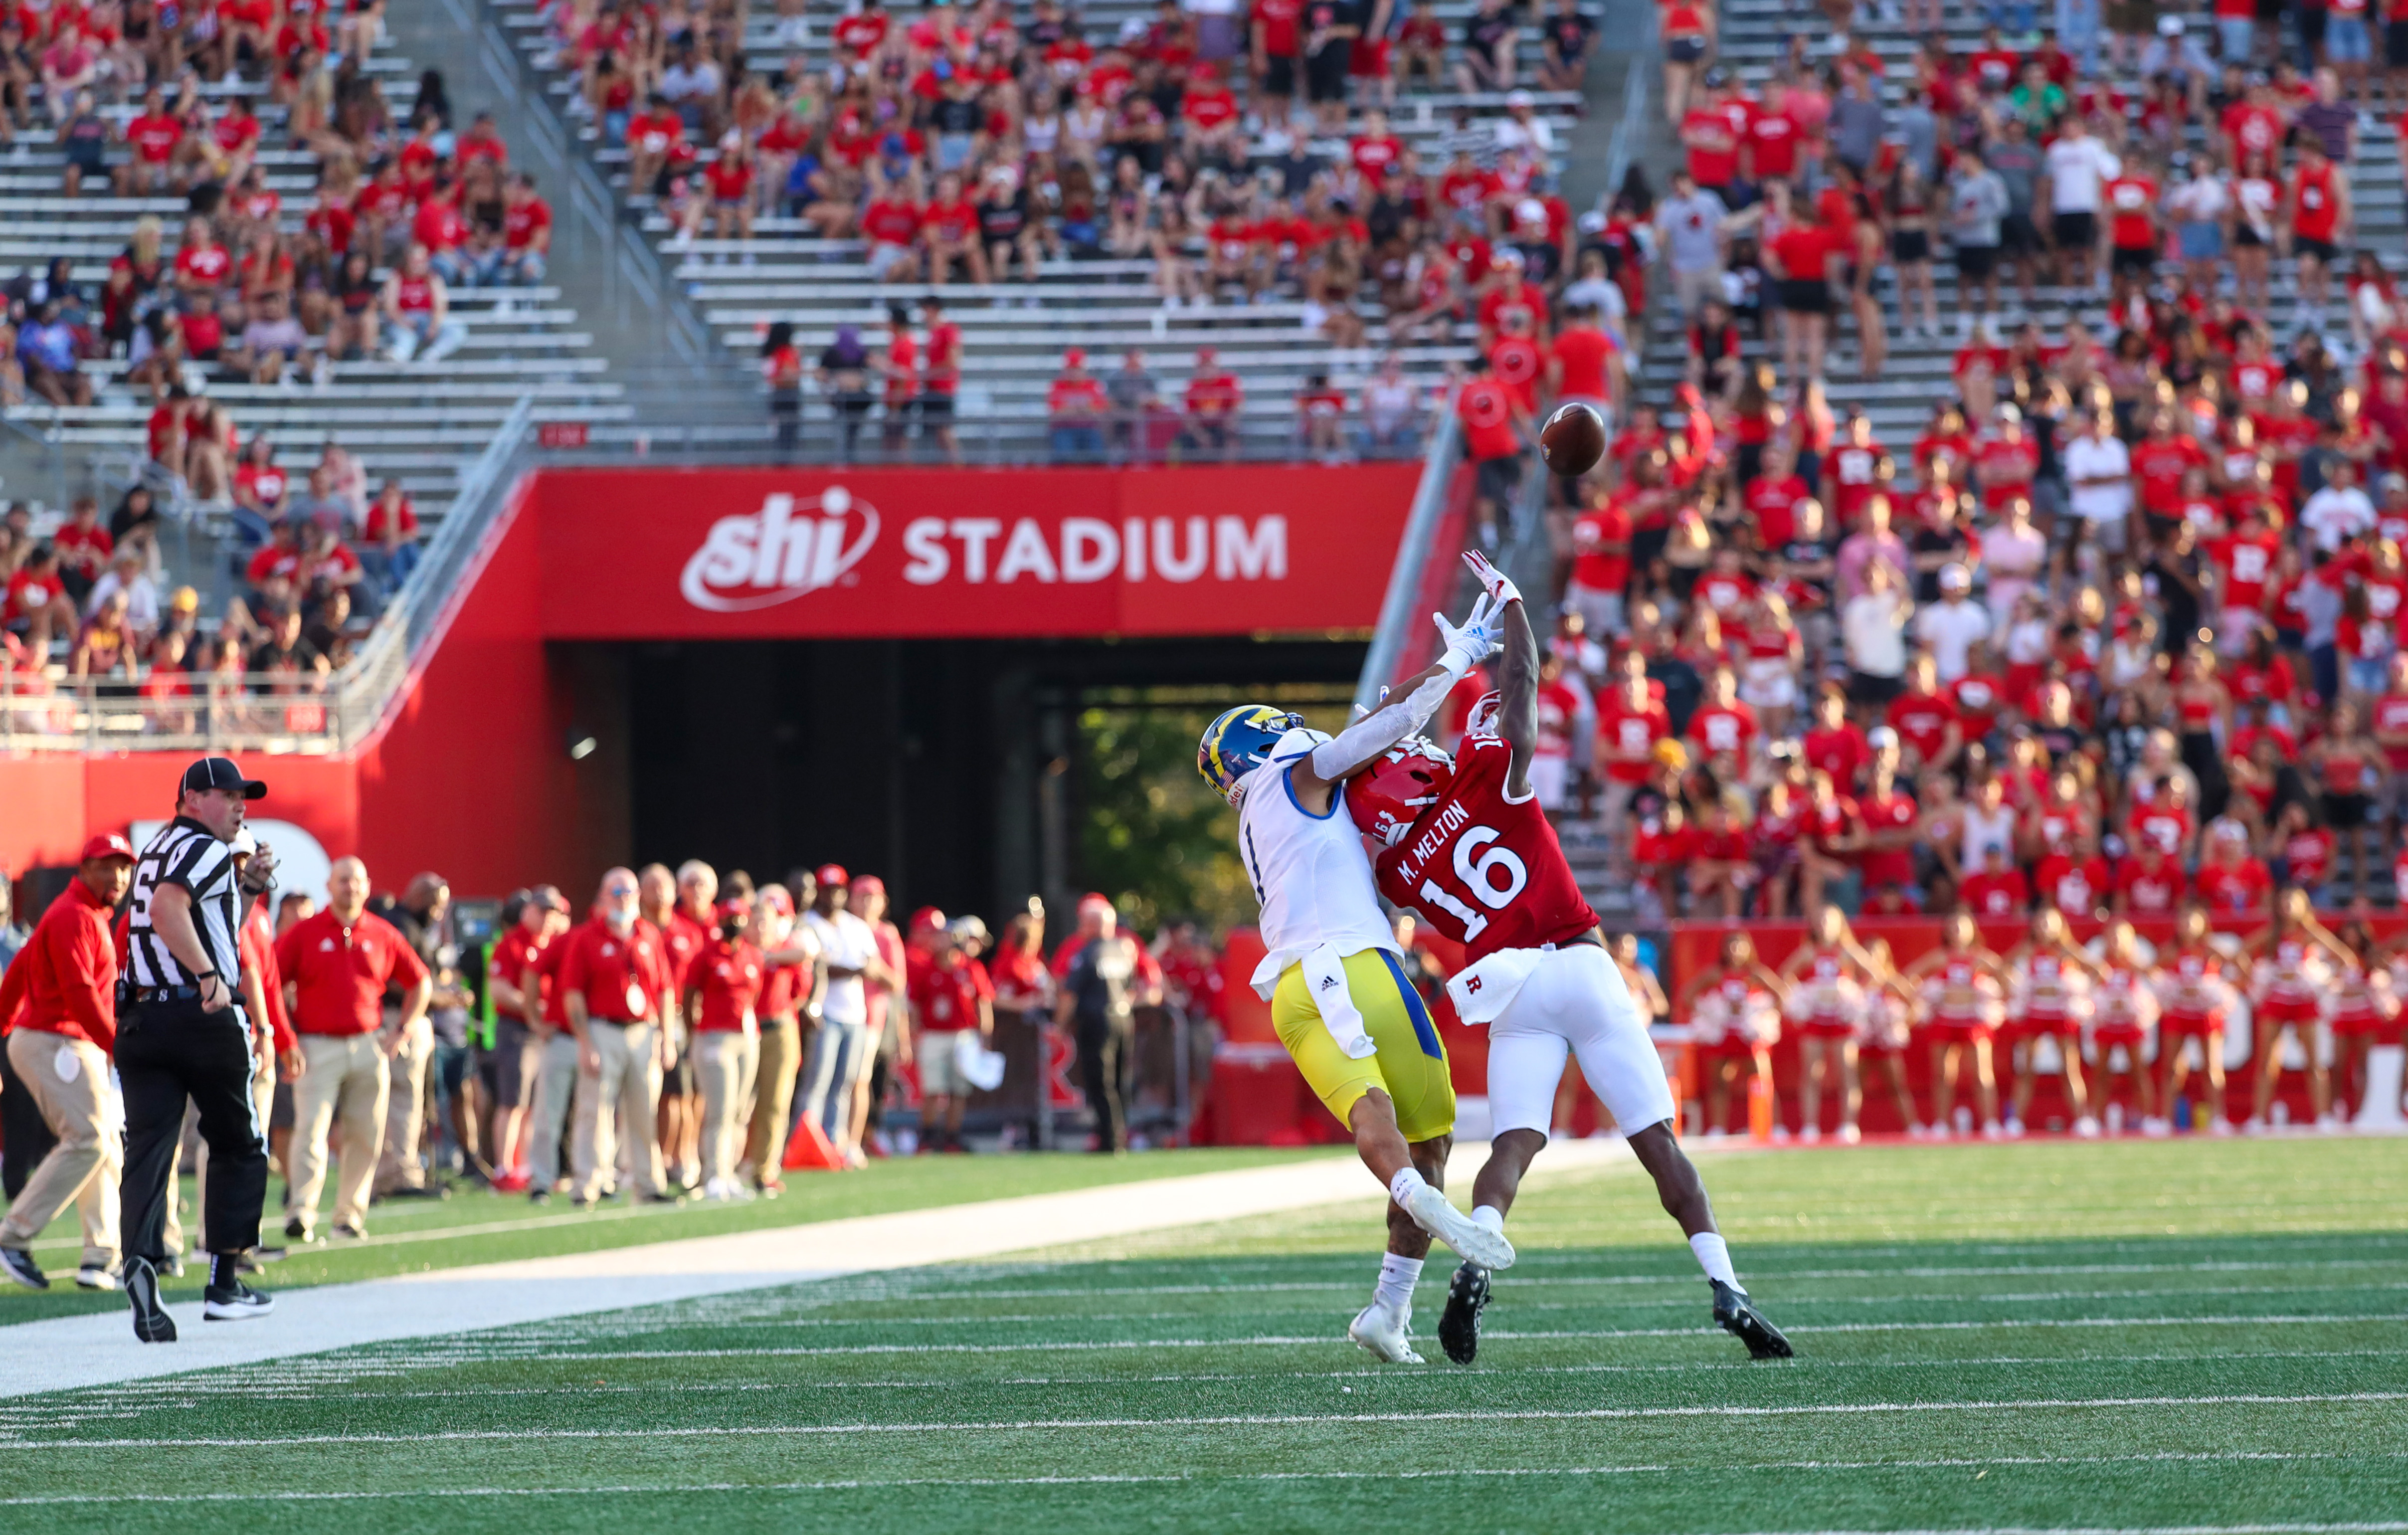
[1538,402,1606,477]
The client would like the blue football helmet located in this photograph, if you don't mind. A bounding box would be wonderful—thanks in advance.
[1198,706,1307,802]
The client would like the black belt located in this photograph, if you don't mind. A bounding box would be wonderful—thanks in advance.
[132,985,204,1004]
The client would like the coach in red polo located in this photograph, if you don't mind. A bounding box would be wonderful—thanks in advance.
[0,834,136,1291]
[559,868,679,1207]
[274,856,431,1241]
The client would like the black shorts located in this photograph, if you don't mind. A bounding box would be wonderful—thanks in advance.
[1264,54,1297,96]
[1305,45,1348,102]
[1778,276,1831,314]
[2234,222,2267,248]
[2052,210,2096,249]
[2388,19,2408,67]
[664,1053,695,1097]
[2110,244,2157,276]
[484,1018,538,1108]
[916,390,955,421]
[1891,229,1931,264]
[2296,236,2339,265]
[2000,212,2041,257]
[1475,452,1523,508]
[2324,790,2370,829]
[1955,242,2000,279]
[1848,669,1904,707]
[1667,35,1708,62]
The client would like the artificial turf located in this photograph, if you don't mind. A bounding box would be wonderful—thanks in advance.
[2,1137,2404,1535]
[0,1145,1334,1323]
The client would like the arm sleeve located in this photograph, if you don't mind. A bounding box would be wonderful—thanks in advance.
[61,911,118,1052]
[1307,664,1462,779]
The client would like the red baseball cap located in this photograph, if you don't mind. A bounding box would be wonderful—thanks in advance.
[716,895,753,921]
[852,874,887,898]
[815,864,849,888]
[1078,891,1114,915]
[81,833,135,864]
[909,905,948,935]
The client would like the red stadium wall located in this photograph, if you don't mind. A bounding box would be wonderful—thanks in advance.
[1,464,1419,894]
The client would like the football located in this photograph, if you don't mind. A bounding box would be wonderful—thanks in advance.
[1538,401,1606,477]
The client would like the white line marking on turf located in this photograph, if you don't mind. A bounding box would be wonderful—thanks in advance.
[2,1461,2405,1506]
[0,1142,1627,1399]
[12,1392,2401,1450]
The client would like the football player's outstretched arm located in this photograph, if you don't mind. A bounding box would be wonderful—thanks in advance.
[1489,564,1541,797]
[1288,591,1501,808]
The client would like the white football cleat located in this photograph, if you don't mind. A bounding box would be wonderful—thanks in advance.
[2074,1115,2101,1139]
[1837,1123,1862,1145]
[1348,1301,1424,1364]
[1403,1183,1516,1271]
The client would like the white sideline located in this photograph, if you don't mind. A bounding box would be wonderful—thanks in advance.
[0,1140,1632,1400]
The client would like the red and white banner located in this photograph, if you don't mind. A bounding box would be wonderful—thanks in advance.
[532,464,1419,639]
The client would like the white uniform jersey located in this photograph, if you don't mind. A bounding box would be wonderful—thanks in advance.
[1238,764,1398,999]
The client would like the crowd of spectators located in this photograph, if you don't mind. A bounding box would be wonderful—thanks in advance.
[0,456,422,733]
[1476,0,2408,926]
[576,0,1625,458]
[0,15,556,419]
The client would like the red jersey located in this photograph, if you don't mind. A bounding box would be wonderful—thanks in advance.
[1802,723,1872,787]
[1687,700,1758,761]
[909,953,991,1034]
[2209,530,2280,608]
[1569,500,1632,592]
[1595,694,1668,782]
[2034,852,2110,916]
[2115,856,2187,915]
[1884,691,1958,764]
[2194,856,2272,912]
[2290,161,2341,242]
[1857,788,1920,885]
[1960,868,2030,918]
[1374,736,1598,965]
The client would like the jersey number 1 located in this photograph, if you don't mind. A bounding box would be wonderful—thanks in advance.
[1416,826,1528,941]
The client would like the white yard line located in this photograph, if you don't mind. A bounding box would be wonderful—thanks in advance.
[12,1391,2403,1451]
[0,1140,1629,1400]
[1,1460,2405,1507]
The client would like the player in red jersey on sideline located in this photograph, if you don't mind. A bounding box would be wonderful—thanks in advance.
[1349,551,1790,1367]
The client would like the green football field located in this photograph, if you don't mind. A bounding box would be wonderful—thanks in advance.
[5,1137,2406,1535]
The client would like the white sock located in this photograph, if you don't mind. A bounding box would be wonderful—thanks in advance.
[1375,1252,1424,1311]
[1690,1232,1741,1291]
[1473,1204,1506,1232]
[1388,1165,1429,1207]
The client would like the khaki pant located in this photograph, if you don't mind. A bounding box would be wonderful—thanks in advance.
[745,1016,802,1175]
[572,1021,663,1200]
[0,1031,120,1271]
[525,1029,580,1191]
[287,1033,388,1232]
[694,1029,759,1186]
[377,1014,434,1193]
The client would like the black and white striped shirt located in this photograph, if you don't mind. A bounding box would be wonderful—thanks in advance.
[125,816,242,991]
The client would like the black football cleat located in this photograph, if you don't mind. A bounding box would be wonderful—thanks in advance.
[203,1280,276,1322]
[1438,1261,1492,1365]
[1711,1279,1792,1359]
[124,1257,177,1344]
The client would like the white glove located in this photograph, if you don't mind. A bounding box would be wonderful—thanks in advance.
[1433,591,1501,678]
[1463,549,1522,608]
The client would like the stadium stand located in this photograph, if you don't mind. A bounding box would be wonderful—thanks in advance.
[488,0,1602,459]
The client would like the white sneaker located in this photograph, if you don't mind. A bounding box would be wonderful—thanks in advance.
[2074,1115,2101,1139]
[2142,1117,2171,1138]
[1906,1121,1930,1141]
[2243,1117,2267,1137]
[1800,1124,1821,1144]
[1769,1124,1792,1144]
[1403,1182,1516,1271]
[1981,1122,2007,1141]
[1838,1123,1862,1145]
[2209,1117,2234,1137]
[76,1267,118,1291]
[2316,1114,2345,1135]
[1348,1300,1424,1363]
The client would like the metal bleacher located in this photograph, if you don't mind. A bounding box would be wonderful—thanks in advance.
[1634,2,2408,445]
[487,0,1591,458]
[0,48,623,537]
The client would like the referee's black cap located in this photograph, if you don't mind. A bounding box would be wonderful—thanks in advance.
[182,756,268,800]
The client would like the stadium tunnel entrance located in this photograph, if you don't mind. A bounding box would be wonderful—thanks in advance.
[569,635,1364,924]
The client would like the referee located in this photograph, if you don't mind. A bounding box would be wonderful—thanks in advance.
[118,756,277,1342]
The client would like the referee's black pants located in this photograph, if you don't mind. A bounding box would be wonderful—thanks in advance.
[117,999,268,1264]
[1074,1012,1133,1153]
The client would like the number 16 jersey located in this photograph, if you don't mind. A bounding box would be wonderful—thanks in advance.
[1374,735,1599,966]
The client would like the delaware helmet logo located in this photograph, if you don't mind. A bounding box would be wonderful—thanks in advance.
[682,488,881,612]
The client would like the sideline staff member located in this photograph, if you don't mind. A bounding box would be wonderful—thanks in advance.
[0,833,137,1292]
[119,756,278,1341]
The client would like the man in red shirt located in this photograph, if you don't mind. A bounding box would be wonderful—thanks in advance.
[118,85,184,195]
[908,922,994,1152]
[1487,312,1545,414]
[1566,487,1632,636]
[1686,665,1758,764]
[500,173,553,285]
[2114,843,2188,916]
[274,856,431,1243]
[1458,352,1532,545]
[1179,346,1245,462]
[558,867,680,1207]
[2034,838,2111,918]
[523,888,582,1200]
[1885,656,1964,774]
[0,834,135,1290]
[2193,822,2272,912]
[1855,739,1922,902]
[1048,348,1112,462]
[1958,842,2030,917]
[480,885,565,1194]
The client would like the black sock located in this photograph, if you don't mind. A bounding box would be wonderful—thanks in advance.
[210,1252,241,1290]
